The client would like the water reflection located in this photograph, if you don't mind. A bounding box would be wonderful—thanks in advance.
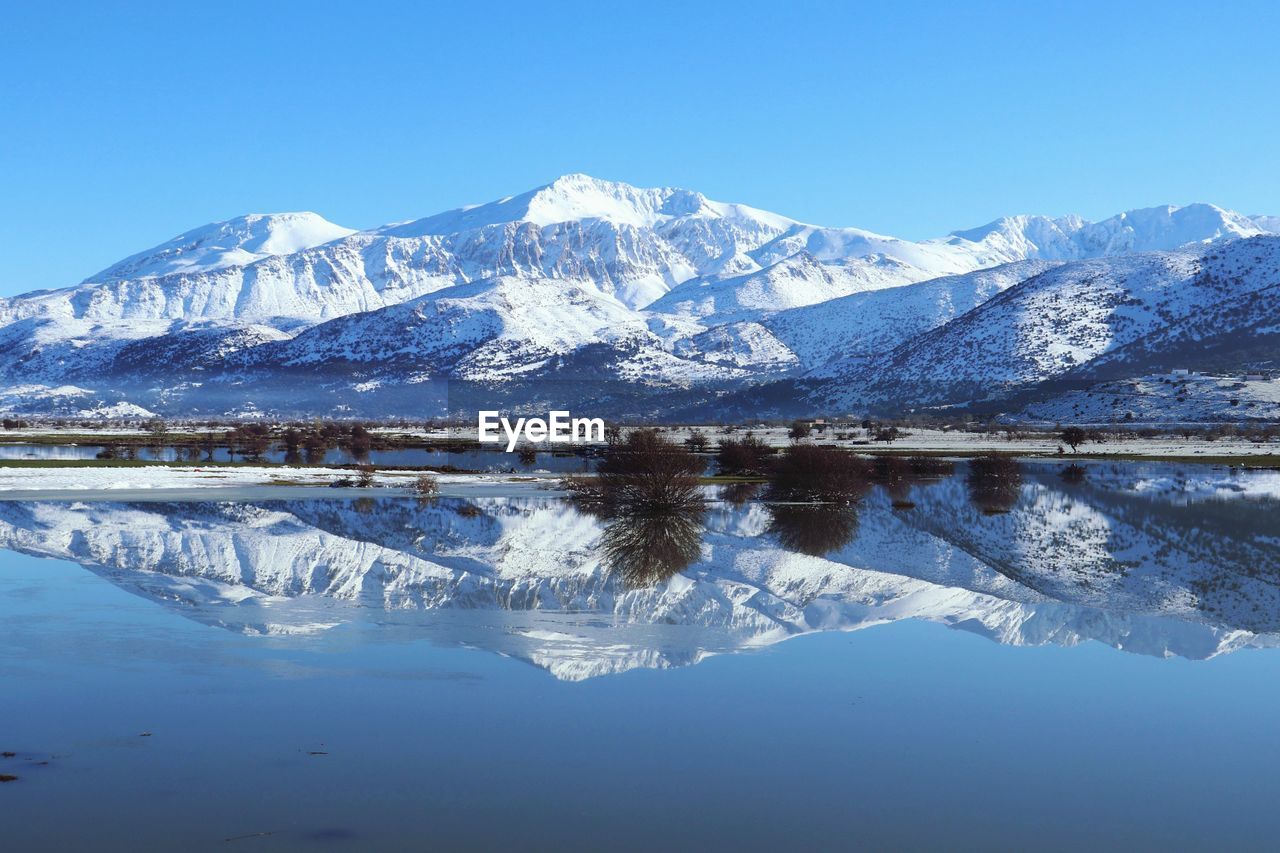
[2,460,1279,679]
[871,455,955,509]
[1059,463,1087,484]
[717,481,761,506]
[766,503,859,556]
[601,507,705,587]
[0,442,599,472]
[966,455,1023,514]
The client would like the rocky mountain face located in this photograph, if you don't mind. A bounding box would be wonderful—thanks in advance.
[0,174,1275,418]
[805,236,1280,413]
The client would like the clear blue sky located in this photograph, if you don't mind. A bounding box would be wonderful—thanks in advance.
[2,0,1278,296]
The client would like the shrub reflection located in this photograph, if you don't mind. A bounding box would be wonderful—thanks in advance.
[871,456,955,509]
[718,481,761,505]
[966,454,1023,514]
[766,503,860,556]
[601,506,706,587]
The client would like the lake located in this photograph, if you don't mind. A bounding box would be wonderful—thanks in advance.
[0,442,600,472]
[3,459,1280,850]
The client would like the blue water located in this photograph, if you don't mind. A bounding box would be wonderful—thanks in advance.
[0,442,599,472]
[3,461,1280,850]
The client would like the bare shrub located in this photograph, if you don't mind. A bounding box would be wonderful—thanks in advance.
[715,434,776,475]
[765,445,872,504]
[596,429,704,513]
[685,430,709,452]
[414,472,439,498]
[1060,426,1087,452]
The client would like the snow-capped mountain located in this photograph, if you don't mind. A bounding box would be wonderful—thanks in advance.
[948,203,1267,262]
[806,236,1280,412]
[88,211,356,282]
[243,276,690,382]
[0,174,1275,418]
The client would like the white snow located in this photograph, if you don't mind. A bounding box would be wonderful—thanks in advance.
[1022,373,1280,424]
[0,465,529,494]
[0,174,1278,417]
[87,212,355,282]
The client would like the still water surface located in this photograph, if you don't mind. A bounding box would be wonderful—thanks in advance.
[3,460,1280,850]
[0,442,598,472]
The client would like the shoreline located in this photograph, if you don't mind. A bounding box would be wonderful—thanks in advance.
[1,452,1278,502]
[0,465,563,501]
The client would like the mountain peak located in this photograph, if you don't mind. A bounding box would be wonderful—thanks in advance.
[378,174,796,238]
[86,212,355,282]
[522,173,706,226]
[947,203,1268,262]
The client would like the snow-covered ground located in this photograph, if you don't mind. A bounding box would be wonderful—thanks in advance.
[0,465,551,497]
[1022,373,1280,423]
[652,425,1280,457]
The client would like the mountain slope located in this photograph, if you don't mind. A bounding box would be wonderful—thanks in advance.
[645,251,935,323]
[809,236,1280,410]
[763,259,1058,374]
[245,276,656,380]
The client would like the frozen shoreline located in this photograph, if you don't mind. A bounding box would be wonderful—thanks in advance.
[0,465,561,501]
[3,424,1279,458]
[0,422,1277,500]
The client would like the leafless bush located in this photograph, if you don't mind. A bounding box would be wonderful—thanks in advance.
[765,445,872,504]
[596,429,705,513]
[414,472,439,498]
[715,434,777,475]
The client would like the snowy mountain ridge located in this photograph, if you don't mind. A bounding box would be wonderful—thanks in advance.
[88,212,356,282]
[948,203,1267,262]
[0,175,1276,418]
[807,236,1280,412]
[5,176,1268,326]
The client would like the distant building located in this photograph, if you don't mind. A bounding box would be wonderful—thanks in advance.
[1171,368,1191,376]
[1244,373,1266,381]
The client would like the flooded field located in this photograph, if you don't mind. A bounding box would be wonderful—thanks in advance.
[3,460,1280,850]
[0,442,598,472]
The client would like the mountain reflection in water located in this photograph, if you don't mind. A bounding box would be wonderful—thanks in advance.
[1,460,1279,679]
